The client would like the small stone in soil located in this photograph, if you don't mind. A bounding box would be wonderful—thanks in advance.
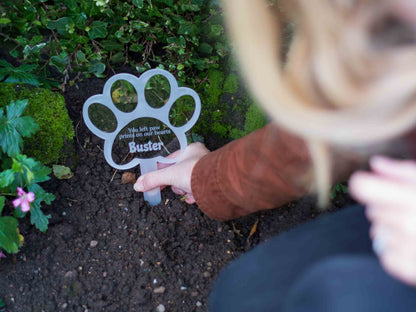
[90,240,98,247]
[64,270,77,279]
[203,271,211,278]
[196,301,203,307]
[156,304,165,312]
[153,286,165,294]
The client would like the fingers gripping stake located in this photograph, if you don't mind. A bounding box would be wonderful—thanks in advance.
[140,159,160,205]
[82,69,201,205]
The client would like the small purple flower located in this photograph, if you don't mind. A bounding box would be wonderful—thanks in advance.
[0,252,5,259]
[12,187,35,212]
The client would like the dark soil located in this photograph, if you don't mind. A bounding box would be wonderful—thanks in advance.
[0,74,355,312]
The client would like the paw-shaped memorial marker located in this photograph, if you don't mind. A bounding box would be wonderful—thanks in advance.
[83,69,201,205]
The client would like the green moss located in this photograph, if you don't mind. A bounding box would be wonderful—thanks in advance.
[194,64,267,141]
[223,73,239,94]
[194,69,227,136]
[243,102,268,134]
[206,70,225,105]
[0,83,74,164]
[229,100,268,140]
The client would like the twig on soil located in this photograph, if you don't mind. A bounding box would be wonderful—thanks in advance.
[158,135,171,154]
[75,120,85,153]
[110,152,131,183]
[232,222,243,237]
[246,219,259,243]
[110,169,118,183]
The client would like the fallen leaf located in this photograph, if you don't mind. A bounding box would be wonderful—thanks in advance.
[121,172,136,184]
[232,222,242,237]
[53,165,74,179]
[247,219,259,241]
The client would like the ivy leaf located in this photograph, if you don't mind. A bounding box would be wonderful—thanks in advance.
[198,43,213,54]
[210,24,224,37]
[50,53,69,72]
[101,40,123,51]
[88,61,106,77]
[23,43,46,59]
[181,3,200,12]
[46,17,70,35]
[0,196,5,215]
[0,216,22,253]
[0,100,39,157]
[178,21,195,35]
[74,35,89,44]
[88,21,108,40]
[76,50,86,62]
[132,0,143,8]
[158,0,173,6]
[129,43,143,53]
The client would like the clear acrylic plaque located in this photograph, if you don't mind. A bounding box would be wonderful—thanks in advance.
[83,69,201,205]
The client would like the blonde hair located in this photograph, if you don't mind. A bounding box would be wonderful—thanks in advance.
[222,0,416,206]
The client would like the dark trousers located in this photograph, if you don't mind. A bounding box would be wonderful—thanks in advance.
[209,205,416,312]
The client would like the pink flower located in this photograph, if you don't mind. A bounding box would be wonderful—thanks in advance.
[12,187,35,212]
[0,252,5,259]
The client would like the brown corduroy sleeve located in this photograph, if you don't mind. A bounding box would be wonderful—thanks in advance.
[191,123,312,220]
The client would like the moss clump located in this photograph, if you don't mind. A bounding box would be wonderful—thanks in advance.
[230,101,268,140]
[194,65,268,141]
[194,69,228,136]
[0,83,74,164]
[206,70,225,105]
[223,73,239,94]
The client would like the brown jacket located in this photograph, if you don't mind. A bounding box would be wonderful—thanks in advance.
[191,124,312,220]
[191,123,415,221]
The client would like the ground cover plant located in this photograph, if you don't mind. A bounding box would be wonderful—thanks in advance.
[0,99,55,256]
[0,0,267,139]
[0,1,353,311]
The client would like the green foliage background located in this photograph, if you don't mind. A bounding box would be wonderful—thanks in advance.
[0,0,226,81]
[0,0,267,142]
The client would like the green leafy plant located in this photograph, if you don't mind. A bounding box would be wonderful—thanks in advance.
[0,99,54,257]
[0,0,228,88]
[330,183,349,200]
[1,0,268,144]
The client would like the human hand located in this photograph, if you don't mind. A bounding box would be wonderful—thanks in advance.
[349,156,416,286]
[133,142,209,204]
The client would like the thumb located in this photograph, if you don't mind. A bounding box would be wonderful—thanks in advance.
[134,166,175,192]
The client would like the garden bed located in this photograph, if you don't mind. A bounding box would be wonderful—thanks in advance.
[0,75,354,312]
